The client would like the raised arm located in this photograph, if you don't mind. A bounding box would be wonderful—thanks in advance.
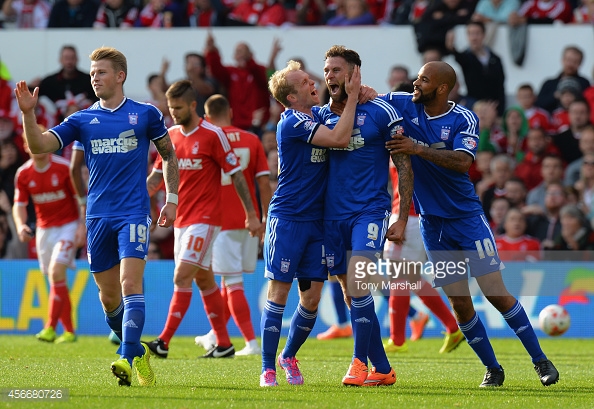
[15,81,60,153]
[153,134,179,227]
[310,66,361,148]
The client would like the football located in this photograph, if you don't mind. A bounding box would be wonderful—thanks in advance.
[538,304,571,336]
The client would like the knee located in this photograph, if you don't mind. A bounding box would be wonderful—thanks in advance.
[300,292,321,311]
[98,291,122,312]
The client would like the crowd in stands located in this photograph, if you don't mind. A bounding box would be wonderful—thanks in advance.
[0,9,594,260]
[0,0,592,30]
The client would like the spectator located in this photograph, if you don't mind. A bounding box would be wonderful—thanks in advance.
[204,32,270,132]
[421,47,444,64]
[535,46,590,114]
[260,129,277,156]
[47,0,99,27]
[508,0,572,26]
[295,0,330,25]
[327,0,376,25]
[552,99,592,164]
[228,0,286,26]
[2,0,51,28]
[504,177,528,208]
[489,196,510,233]
[471,148,494,191]
[482,154,515,220]
[551,204,594,251]
[525,182,566,248]
[387,65,411,91]
[188,0,227,26]
[573,0,594,23]
[147,240,163,260]
[0,110,25,160]
[38,45,97,124]
[267,149,278,192]
[549,78,582,134]
[146,73,172,128]
[514,127,554,191]
[584,66,594,125]
[446,21,506,116]
[0,73,13,114]
[564,124,594,186]
[574,152,594,217]
[526,154,564,211]
[178,53,218,119]
[516,83,551,131]
[496,207,541,261]
[500,106,529,160]
[472,0,520,23]
[413,0,474,55]
[473,99,504,152]
[93,0,140,27]
[0,139,23,204]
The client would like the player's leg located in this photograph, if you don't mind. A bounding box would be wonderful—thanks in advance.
[339,212,394,386]
[279,278,324,385]
[195,264,236,358]
[428,215,503,387]
[463,213,558,386]
[216,230,259,355]
[260,279,291,386]
[225,275,260,355]
[317,274,352,340]
[477,271,559,386]
[260,217,308,386]
[51,222,79,343]
[34,227,59,342]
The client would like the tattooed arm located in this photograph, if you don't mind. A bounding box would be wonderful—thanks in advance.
[386,152,413,245]
[231,171,263,237]
[152,134,179,227]
[386,134,473,173]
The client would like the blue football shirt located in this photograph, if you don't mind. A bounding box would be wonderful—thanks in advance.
[381,92,484,218]
[268,107,329,221]
[318,99,403,220]
[49,98,168,218]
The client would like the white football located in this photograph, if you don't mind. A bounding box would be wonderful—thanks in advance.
[538,304,570,336]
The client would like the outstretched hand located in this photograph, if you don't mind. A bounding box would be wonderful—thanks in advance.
[345,65,361,98]
[14,81,38,114]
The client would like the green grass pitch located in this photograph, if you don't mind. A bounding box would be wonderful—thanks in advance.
[1,335,593,408]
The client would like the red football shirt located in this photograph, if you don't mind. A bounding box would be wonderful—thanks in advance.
[219,125,270,231]
[14,154,79,228]
[495,235,541,261]
[153,119,241,227]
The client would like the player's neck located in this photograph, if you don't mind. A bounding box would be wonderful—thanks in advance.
[100,92,125,110]
[423,100,451,117]
[329,98,347,116]
[183,116,202,133]
[33,156,50,169]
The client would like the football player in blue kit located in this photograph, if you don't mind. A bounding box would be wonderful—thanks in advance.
[316,45,414,387]
[384,61,559,387]
[14,46,179,387]
[259,60,361,387]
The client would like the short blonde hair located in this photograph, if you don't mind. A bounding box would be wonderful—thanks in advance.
[268,60,301,108]
[89,46,127,84]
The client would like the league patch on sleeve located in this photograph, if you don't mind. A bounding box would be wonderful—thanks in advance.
[461,137,477,150]
[226,152,238,166]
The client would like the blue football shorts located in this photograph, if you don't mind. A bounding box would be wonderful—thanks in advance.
[264,216,326,283]
[419,213,504,287]
[86,215,151,273]
[325,210,390,276]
